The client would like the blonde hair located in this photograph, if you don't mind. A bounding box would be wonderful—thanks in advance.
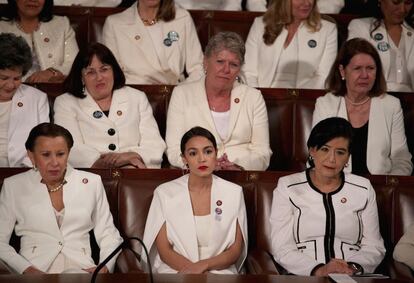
[263,0,321,45]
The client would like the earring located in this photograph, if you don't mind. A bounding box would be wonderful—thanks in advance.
[82,84,86,94]
[345,163,349,168]
[341,76,345,81]
[33,165,38,171]
[309,155,314,161]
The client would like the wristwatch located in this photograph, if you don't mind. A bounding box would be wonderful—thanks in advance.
[349,263,363,275]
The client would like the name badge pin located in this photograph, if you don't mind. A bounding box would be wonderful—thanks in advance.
[93,110,103,119]
[308,39,317,48]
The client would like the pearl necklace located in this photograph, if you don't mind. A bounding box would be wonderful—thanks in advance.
[47,180,67,193]
[345,95,371,106]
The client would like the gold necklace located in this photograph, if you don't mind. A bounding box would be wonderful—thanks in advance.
[141,17,157,26]
[47,180,67,193]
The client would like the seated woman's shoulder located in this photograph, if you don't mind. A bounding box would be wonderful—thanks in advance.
[214,175,243,192]
[344,173,372,189]
[378,93,402,108]
[277,171,307,187]
[72,168,102,183]
[49,15,71,25]
[174,6,191,19]
[349,17,375,27]
[20,84,47,97]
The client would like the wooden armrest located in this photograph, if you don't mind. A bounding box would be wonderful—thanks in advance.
[388,260,413,280]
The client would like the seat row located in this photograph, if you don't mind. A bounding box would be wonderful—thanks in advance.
[0,5,359,52]
[35,83,414,172]
[0,168,412,279]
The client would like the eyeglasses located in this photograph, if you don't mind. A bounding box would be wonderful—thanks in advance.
[82,65,112,79]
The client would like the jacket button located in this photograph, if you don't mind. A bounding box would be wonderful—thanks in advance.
[108,144,116,151]
[58,241,63,246]
[107,128,116,136]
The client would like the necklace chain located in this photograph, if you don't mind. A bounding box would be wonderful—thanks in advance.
[345,95,371,106]
[47,180,67,193]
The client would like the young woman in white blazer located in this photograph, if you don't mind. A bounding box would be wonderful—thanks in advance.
[0,0,79,83]
[143,127,247,274]
[348,0,414,92]
[54,43,165,169]
[102,0,204,84]
[166,32,272,171]
[271,118,385,276]
[0,33,49,167]
[313,38,412,175]
[243,0,337,89]
[0,123,123,274]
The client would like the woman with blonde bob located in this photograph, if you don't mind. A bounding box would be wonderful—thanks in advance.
[243,0,337,89]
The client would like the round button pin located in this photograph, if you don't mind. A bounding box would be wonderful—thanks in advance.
[408,31,412,37]
[44,37,50,43]
[215,207,222,215]
[17,102,23,107]
[308,39,317,48]
[117,110,122,116]
[234,98,240,104]
[163,38,172,47]
[93,111,103,119]
[216,200,222,206]
[108,144,116,151]
[135,35,141,40]
[82,178,88,184]
[168,31,179,41]
[374,33,383,41]
[377,42,390,52]
[108,128,116,136]
[48,53,53,58]
[341,197,347,203]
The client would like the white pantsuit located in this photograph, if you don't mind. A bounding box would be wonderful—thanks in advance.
[243,17,337,89]
[165,78,272,170]
[6,84,49,167]
[102,4,204,84]
[0,167,123,274]
[53,86,166,168]
[348,18,414,92]
[271,170,385,275]
[142,174,248,274]
[312,92,413,176]
[0,16,79,76]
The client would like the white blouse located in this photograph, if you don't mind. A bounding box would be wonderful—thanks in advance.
[194,214,212,260]
[387,33,412,92]
[271,34,299,88]
[211,110,230,141]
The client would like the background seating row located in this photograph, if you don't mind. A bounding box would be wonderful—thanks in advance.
[0,5,359,51]
[35,83,414,172]
[0,168,412,279]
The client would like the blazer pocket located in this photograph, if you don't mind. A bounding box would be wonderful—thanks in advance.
[341,242,360,260]
[296,240,317,261]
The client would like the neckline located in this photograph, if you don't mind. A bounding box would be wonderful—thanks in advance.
[305,168,345,196]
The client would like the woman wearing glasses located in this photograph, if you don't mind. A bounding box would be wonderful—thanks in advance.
[53,43,165,169]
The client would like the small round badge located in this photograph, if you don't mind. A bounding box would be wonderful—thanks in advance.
[116,110,122,116]
[135,35,141,40]
[17,102,23,107]
[163,38,172,47]
[82,178,88,184]
[234,98,240,104]
[408,31,412,37]
[216,200,222,206]
[93,111,103,119]
[373,33,384,41]
[377,42,390,52]
[44,37,50,43]
[308,39,317,48]
[168,31,179,41]
[48,53,53,58]
[341,197,347,203]
[215,207,222,215]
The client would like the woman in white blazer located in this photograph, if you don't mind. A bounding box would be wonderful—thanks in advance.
[271,117,385,276]
[0,0,79,83]
[102,0,204,84]
[53,0,121,6]
[317,0,344,13]
[313,38,412,175]
[166,32,272,171]
[54,43,165,169]
[0,123,123,274]
[0,33,49,168]
[243,0,337,89]
[348,0,414,92]
[174,0,267,11]
[143,127,247,274]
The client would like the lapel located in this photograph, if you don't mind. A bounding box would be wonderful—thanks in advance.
[197,80,218,134]
[297,22,321,80]
[28,169,62,236]
[403,23,414,61]
[167,175,199,261]
[8,87,26,138]
[108,87,129,124]
[377,22,391,78]
[161,11,186,74]
[79,90,112,125]
[260,28,287,86]
[366,96,387,169]
[118,5,162,71]
[225,82,244,143]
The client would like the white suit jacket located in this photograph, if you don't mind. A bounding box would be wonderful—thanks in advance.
[102,5,204,84]
[0,166,123,274]
[142,174,248,274]
[393,223,414,270]
[312,93,413,176]
[166,78,272,170]
[348,18,414,92]
[54,0,121,6]
[317,0,344,13]
[53,86,166,168]
[243,17,337,89]
[7,84,49,167]
[271,170,385,275]
[0,16,79,76]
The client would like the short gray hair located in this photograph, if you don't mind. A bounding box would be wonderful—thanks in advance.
[204,31,245,65]
[0,33,32,75]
